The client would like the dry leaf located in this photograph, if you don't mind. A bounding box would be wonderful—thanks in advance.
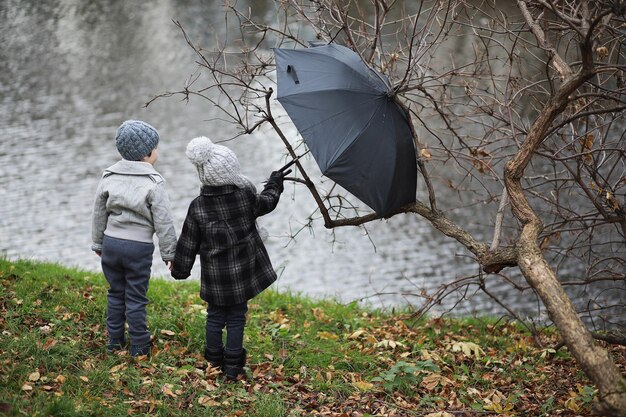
[198,396,220,407]
[580,133,594,150]
[424,412,454,417]
[80,376,89,382]
[317,331,339,340]
[21,384,33,391]
[450,341,485,359]
[421,373,453,391]
[43,338,57,350]
[348,329,367,339]
[269,309,289,325]
[375,339,404,349]
[421,350,445,363]
[312,307,329,322]
[420,148,432,160]
[160,329,176,336]
[162,384,177,398]
[353,381,374,391]
[109,364,126,373]
[28,372,40,382]
[422,374,442,391]
[278,348,289,360]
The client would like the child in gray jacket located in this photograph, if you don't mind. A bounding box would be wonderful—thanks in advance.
[92,120,177,356]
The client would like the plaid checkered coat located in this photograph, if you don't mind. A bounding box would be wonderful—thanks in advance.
[171,180,283,306]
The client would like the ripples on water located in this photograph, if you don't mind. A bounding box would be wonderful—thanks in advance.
[1,1,622,325]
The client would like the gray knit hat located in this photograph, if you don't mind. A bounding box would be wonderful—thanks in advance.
[186,136,256,190]
[115,120,159,161]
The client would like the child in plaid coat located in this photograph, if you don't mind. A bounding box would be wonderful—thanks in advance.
[171,136,288,380]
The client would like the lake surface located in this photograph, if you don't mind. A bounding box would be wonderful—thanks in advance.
[0,0,621,323]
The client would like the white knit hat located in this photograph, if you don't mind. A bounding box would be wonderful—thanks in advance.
[186,136,256,190]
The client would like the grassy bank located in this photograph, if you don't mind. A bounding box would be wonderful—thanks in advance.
[0,259,620,416]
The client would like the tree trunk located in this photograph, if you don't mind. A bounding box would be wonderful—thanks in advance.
[504,71,626,415]
[514,218,626,416]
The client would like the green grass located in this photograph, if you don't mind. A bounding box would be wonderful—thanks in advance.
[0,258,612,416]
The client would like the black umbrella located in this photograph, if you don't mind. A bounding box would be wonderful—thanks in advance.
[274,43,417,216]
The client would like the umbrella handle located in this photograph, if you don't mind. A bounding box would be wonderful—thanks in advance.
[278,151,310,172]
[287,65,299,85]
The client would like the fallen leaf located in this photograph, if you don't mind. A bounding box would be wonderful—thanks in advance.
[421,350,445,363]
[198,396,220,407]
[278,348,289,360]
[162,384,177,398]
[110,364,126,373]
[43,338,57,350]
[312,307,329,322]
[449,341,485,359]
[269,309,289,325]
[317,331,339,341]
[353,381,374,391]
[348,329,367,339]
[375,339,405,349]
[21,384,33,391]
[80,376,89,382]
[28,372,40,382]
[565,394,581,412]
[422,373,444,391]
[160,329,176,336]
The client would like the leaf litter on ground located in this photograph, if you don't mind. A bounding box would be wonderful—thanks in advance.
[1,259,624,416]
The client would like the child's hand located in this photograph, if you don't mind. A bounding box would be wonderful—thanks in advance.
[270,170,291,181]
[95,251,102,257]
[165,261,174,271]
[268,171,289,192]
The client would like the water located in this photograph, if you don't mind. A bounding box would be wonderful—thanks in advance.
[0,0,622,324]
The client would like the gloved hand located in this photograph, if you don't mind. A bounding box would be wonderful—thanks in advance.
[268,169,291,192]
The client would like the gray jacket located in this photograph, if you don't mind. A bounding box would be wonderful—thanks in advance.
[91,160,177,261]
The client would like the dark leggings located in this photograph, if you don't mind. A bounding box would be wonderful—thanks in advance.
[205,302,248,354]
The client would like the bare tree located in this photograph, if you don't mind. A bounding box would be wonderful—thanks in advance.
[148,0,626,414]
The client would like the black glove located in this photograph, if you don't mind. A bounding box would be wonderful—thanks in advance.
[267,169,291,192]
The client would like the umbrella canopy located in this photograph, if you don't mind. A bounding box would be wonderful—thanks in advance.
[274,43,417,216]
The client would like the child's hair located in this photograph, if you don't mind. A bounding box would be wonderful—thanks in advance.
[115,120,159,161]
[186,136,256,190]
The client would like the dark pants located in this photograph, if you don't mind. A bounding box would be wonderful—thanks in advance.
[101,235,153,347]
[205,302,248,354]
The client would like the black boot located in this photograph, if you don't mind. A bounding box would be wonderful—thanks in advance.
[130,342,152,357]
[204,347,224,368]
[106,336,126,353]
[223,348,247,381]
